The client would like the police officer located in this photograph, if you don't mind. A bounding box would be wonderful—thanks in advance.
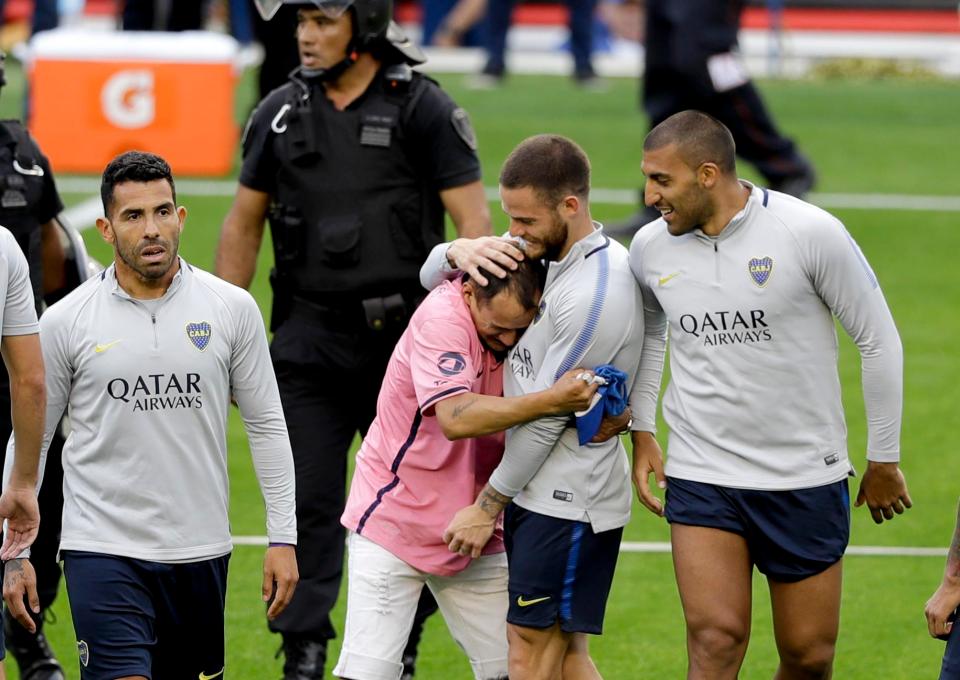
[215,1,490,677]
[0,50,69,680]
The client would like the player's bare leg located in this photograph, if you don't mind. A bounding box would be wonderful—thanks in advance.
[561,632,602,679]
[507,621,570,680]
[769,560,842,680]
[672,524,753,680]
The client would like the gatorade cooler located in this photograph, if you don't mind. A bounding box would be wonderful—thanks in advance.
[28,29,240,176]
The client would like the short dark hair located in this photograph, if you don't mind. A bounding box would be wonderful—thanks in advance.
[499,135,591,207]
[463,255,546,311]
[644,110,737,174]
[101,151,176,218]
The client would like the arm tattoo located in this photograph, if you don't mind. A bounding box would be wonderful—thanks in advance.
[948,499,960,578]
[476,484,512,519]
[5,559,24,577]
[452,397,477,420]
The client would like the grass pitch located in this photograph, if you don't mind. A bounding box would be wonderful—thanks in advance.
[1,61,958,678]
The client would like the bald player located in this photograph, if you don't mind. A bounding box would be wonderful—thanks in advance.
[630,110,909,680]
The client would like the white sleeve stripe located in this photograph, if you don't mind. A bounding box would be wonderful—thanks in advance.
[553,250,609,380]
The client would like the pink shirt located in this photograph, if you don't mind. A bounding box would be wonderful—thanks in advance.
[341,279,506,576]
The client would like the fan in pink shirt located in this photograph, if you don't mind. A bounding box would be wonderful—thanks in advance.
[336,254,600,680]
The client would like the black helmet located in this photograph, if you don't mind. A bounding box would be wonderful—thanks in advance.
[255,0,389,48]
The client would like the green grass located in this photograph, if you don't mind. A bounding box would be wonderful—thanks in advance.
[1,58,959,678]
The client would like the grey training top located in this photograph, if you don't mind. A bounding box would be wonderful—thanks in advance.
[0,226,39,337]
[630,183,903,490]
[7,260,296,562]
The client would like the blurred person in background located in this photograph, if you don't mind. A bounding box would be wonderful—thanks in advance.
[610,0,816,236]
[217,0,490,676]
[423,0,485,47]
[472,0,600,87]
[119,0,212,30]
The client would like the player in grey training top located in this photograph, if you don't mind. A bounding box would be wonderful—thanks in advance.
[0,225,47,678]
[629,110,909,680]
[3,152,298,679]
[422,136,660,680]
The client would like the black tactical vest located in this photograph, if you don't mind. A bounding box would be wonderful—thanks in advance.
[268,66,445,297]
[0,121,46,311]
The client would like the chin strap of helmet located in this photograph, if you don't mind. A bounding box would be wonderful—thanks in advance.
[300,44,359,82]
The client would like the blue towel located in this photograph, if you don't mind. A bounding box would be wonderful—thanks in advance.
[575,364,628,445]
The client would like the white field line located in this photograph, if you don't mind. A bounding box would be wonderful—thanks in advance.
[231,535,947,557]
[58,177,960,231]
[61,196,104,230]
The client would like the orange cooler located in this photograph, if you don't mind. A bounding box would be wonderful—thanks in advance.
[29,30,240,176]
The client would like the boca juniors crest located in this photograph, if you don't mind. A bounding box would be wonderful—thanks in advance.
[534,299,547,324]
[748,257,773,287]
[186,322,212,351]
[78,639,90,667]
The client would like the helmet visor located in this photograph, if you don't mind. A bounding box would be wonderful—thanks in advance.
[254,0,355,20]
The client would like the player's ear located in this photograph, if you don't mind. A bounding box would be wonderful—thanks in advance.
[461,278,475,305]
[698,162,719,189]
[95,216,115,244]
[558,194,580,217]
[177,205,187,233]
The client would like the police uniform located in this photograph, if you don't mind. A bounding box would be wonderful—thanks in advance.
[238,62,481,643]
[0,119,68,673]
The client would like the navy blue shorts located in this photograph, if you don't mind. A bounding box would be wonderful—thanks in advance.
[504,504,622,634]
[665,477,850,582]
[62,550,230,680]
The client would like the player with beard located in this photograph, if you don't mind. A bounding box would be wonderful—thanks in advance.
[3,151,298,680]
[336,255,603,680]
[420,135,659,680]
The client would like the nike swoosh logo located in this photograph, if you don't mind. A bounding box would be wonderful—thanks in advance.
[517,595,551,607]
[658,272,681,286]
[199,669,225,680]
[94,340,123,353]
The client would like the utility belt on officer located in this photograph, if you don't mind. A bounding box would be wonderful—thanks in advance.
[289,289,424,332]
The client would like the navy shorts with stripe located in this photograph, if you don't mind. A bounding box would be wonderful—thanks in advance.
[62,550,229,680]
[665,477,850,582]
[504,504,622,634]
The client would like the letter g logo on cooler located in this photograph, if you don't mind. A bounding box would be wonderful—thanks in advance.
[101,69,155,129]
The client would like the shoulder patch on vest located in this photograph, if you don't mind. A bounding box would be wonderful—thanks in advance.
[450,108,477,151]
